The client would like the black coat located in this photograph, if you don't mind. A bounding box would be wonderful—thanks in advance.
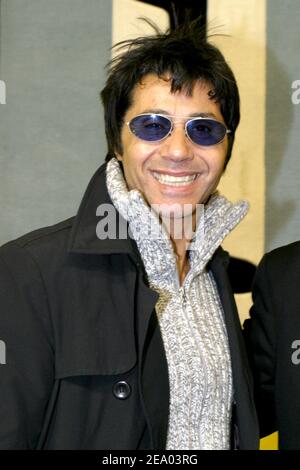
[0,162,259,449]
[244,241,300,449]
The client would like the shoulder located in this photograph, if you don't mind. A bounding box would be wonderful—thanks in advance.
[261,241,300,272]
[4,216,74,248]
[254,241,300,296]
[0,217,75,275]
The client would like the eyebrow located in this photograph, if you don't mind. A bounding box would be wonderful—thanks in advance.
[140,108,218,119]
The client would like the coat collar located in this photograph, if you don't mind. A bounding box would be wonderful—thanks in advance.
[67,162,141,264]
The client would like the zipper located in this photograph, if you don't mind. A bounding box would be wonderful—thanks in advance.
[231,399,240,450]
[177,277,209,449]
[178,285,187,305]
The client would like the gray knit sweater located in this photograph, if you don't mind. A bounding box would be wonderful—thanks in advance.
[106,157,248,450]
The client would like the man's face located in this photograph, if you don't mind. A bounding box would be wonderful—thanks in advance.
[116,74,228,216]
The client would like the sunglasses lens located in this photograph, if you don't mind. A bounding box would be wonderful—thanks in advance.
[129,115,171,141]
[187,119,227,146]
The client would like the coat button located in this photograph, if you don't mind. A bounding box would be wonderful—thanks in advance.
[113,381,131,400]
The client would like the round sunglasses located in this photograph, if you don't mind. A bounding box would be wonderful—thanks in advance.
[126,113,231,146]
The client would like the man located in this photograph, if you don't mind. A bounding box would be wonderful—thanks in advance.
[0,21,259,449]
[244,241,300,449]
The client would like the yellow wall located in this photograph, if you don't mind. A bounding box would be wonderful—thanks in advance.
[207,0,266,326]
[208,1,277,449]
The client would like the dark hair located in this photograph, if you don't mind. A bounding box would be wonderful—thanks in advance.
[101,20,240,165]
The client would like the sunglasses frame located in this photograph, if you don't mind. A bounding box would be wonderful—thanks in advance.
[126,113,231,146]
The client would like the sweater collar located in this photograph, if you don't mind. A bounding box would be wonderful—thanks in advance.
[67,159,247,279]
[106,157,249,287]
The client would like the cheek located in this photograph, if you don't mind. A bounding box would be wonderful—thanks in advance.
[214,158,226,174]
[210,148,227,173]
[201,151,225,173]
[120,148,149,190]
[123,142,158,176]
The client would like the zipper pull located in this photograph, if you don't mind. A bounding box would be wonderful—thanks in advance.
[179,286,186,305]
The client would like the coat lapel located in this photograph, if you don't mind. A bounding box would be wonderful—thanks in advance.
[209,247,259,449]
[135,271,170,450]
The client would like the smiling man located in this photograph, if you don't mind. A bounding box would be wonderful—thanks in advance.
[0,21,259,449]
[114,75,229,283]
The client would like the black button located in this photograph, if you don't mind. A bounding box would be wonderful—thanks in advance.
[113,381,131,400]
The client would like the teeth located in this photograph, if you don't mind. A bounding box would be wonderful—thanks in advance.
[152,172,197,186]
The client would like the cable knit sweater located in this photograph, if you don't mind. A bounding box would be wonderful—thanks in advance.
[106,157,249,450]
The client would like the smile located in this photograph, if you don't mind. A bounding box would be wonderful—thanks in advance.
[152,172,198,187]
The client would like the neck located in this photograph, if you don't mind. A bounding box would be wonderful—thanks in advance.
[172,238,190,286]
[163,211,198,286]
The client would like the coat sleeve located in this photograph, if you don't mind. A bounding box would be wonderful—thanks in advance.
[243,254,277,438]
[0,241,55,449]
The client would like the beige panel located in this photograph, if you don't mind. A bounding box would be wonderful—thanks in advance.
[208,0,266,264]
[234,293,252,324]
[112,0,169,53]
[208,0,266,321]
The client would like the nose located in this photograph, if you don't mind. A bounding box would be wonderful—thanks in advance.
[160,125,193,162]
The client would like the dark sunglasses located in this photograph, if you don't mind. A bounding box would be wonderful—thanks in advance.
[126,113,231,146]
